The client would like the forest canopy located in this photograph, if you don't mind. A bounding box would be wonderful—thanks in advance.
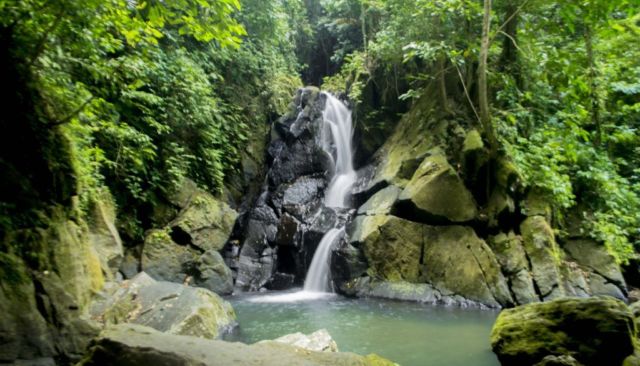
[0,0,638,263]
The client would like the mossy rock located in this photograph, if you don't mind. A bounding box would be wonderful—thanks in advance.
[520,216,565,300]
[349,214,511,307]
[489,232,538,305]
[86,190,123,279]
[79,323,397,366]
[91,273,236,339]
[395,151,478,223]
[0,253,53,362]
[563,239,627,298]
[491,297,636,366]
[420,225,512,307]
[140,229,197,284]
[170,191,238,252]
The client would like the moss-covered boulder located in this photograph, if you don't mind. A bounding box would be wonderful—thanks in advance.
[141,229,197,284]
[91,272,236,339]
[349,214,511,307]
[490,297,636,366]
[421,225,512,307]
[169,191,238,252]
[520,216,565,300]
[79,323,396,366]
[395,151,478,223]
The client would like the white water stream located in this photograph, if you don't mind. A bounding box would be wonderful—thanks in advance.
[250,93,355,303]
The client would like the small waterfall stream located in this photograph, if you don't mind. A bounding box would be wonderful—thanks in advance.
[250,93,355,302]
[303,94,356,292]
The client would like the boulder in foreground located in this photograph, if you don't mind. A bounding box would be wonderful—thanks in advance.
[79,323,396,366]
[490,297,635,366]
[91,272,236,339]
[269,329,339,352]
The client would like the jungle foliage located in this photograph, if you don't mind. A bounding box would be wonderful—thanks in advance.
[312,0,640,262]
[0,0,303,240]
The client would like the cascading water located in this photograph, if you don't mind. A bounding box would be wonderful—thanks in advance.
[303,94,356,292]
[250,93,355,302]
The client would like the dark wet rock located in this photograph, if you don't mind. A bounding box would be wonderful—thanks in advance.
[331,242,368,290]
[79,323,395,366]
[491,297,635,366]
[279,176,325,221]
[275,213,301,247]
[90,273,236,339]
[266,272,296,290]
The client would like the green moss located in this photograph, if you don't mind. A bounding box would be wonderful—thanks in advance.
[0,252,30,287]
[491,297,636,366]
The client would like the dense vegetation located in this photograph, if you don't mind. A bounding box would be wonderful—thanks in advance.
[0,0,302,242]
[316,0,640,263]
[0,0,638,262]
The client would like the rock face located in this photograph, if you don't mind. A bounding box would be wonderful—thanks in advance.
[395,150,478,223]
[80,323,395,366]
[140,180,237,295]
[327,89,628,307]
[270,329,339,352]
[87,192,124,279]
[233,87,345,291]
[0,207,109,364]
[91,272,236,339]
[344,213,512,307]
[490,297,636,366]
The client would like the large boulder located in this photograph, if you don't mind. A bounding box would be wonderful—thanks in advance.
[141,229,197,284]
[79,323,395,366]
[395,150,478,223]
[490,297,636,366]
[169,191,238,252]
[91,273,236,339]
[348,214,512,307]
[520,216,565,300]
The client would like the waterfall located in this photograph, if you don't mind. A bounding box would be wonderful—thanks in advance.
[249,92,354,302]
[303,93,356,292]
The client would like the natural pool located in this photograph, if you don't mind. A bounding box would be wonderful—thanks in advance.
[226,291,500,366]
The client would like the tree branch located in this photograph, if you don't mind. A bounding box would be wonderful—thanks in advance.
[47,96,94,128]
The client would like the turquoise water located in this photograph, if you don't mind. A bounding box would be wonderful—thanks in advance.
[227,291,500,366]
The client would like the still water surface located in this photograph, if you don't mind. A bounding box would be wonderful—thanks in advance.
[227,291,500,366]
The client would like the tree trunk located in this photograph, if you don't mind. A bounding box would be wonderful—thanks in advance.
[584,24,602,146]
[478,0,496,151]
[498,0,521,88]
